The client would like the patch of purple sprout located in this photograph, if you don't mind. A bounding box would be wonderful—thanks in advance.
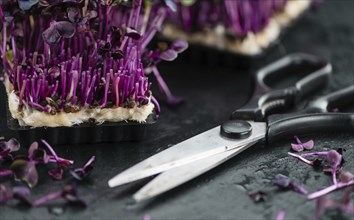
[0,0,187,119]
[168,0,320,37]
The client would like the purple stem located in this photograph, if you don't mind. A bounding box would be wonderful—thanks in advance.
[300,152,328,157]
[308,180,354,200]
[290,182,308,195]
[33,191,62,206]
[288,152,314,166]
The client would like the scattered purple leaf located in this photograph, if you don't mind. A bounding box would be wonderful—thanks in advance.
[28,142,50,164]
[171,40,188,53]
[42,21,75,45]
[274,174,308,195]
[159,49,178,61]
[10,159,38,188]
[125,27,141,40]
[291,136,314,152]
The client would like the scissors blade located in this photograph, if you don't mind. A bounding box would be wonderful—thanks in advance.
[108,121,266,188]
[133,141,257,202]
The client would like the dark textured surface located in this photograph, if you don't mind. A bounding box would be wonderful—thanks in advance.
[0,1,354,219]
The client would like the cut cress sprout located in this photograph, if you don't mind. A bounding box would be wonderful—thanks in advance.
[0,136,92,207]
[0,0,187,127]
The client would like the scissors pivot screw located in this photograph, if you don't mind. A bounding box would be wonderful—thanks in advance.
[220,120,252,139]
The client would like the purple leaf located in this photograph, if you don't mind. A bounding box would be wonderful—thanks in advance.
[291,143,303,152]
[172,40,188,53]
[55,21,76,38]
[159,49,178,61]
[67,7,80,23]
[48,167,64,180]
[326,150,342,184]
[303,140,314,150]
[28,142,50,164]
[125,27,141,40]
[18,0,39,10]
[12,186,32,206]
[274,174,308,195]
[326,150,342,167]
[274,174,291,188]
[42,25,62,45]
[67,7,89,25]
[291,136,314,152]
[339,171,354,183]
[0,138,20,152]
[42,21,75,45]
[48,67,60,78]
[10,159,39,188]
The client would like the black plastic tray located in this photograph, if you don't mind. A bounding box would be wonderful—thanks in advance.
[6,104,157,145]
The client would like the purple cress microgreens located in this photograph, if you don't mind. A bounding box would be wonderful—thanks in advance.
[0,135,94,209]
[0,0,187,120]
[274,174,308,195]
[168,0,321,37]
[10,140,73,187]
[291,135,314,152]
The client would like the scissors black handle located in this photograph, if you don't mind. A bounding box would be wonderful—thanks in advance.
[267,113,354,143]
[266,85,354,143]
[231,53,332,121]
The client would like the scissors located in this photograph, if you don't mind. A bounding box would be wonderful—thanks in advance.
[108,53,354,201]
